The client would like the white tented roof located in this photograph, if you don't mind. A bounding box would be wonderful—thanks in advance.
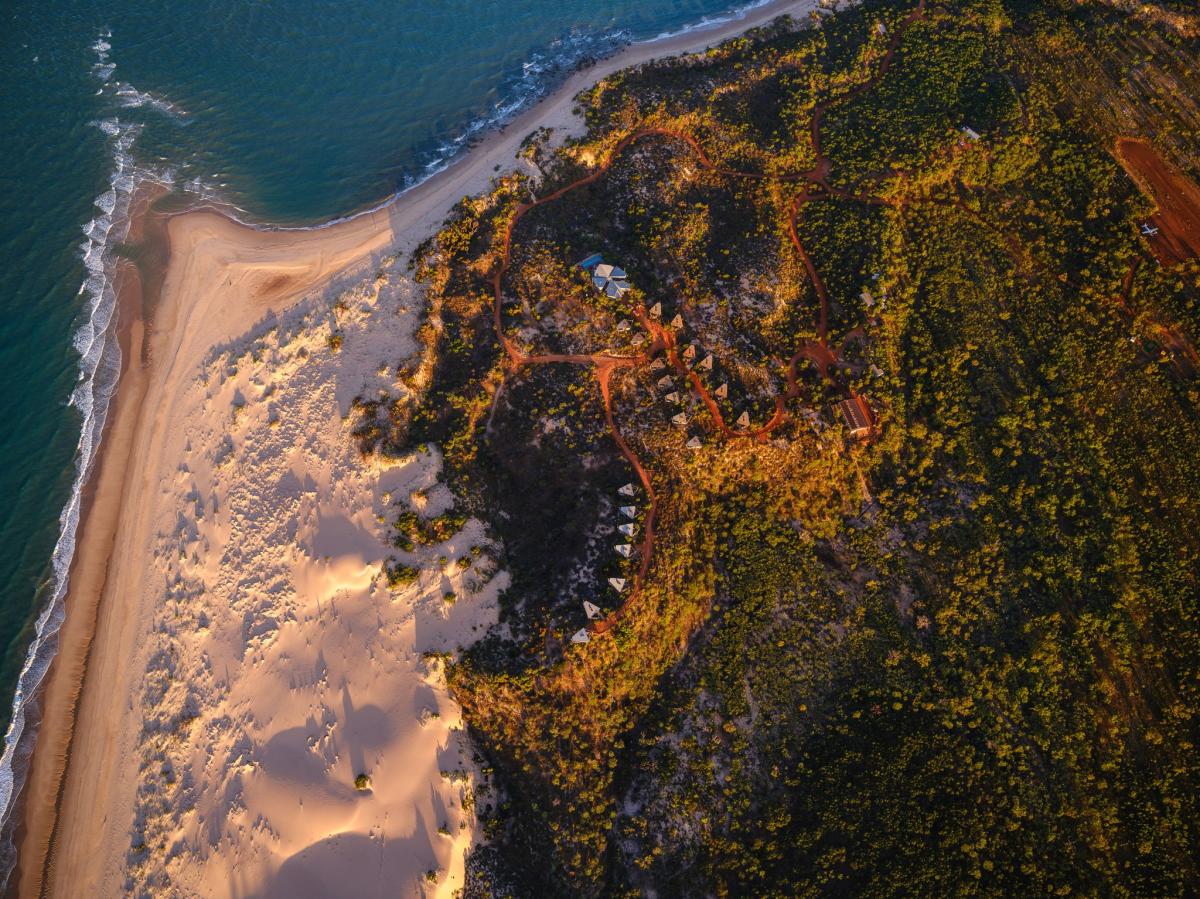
[686,436,703,449]
[664,392,680,403]
[571,628,591,644]
[715,383,728,398]
[620,506,637,519]
[618,523,636,537]
[670,314,684,329]
[595,264,626,280]
[608,576,627,591]
[583,600,602,620]
[699,355,713,370]
[593,263,632,297]
[737,411,751,428]
[672,413,688,426]
[618,483,637,496]
[649,302,662,318]
[649,358,666,371]
[615,544,632,558]
[657,376,673,389]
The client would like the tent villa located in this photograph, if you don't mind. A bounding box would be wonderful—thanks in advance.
[682,344,697,361]
[672,412,689,427]
[657,375,674,389]
[618,483,637,496]
[583,600,602,620]
[670,314,684,329]
[736,411,751,428]
[664,391,680,403]
[715,383,728,399]
[618,523,636,537]
[698,354,714,371]
[608,576,627,591]
[572,629,591,644]
[620,505,637,518]
[686,436,703,449]
[649,302,662,318]
[649,358,666,371]
[593,263,632,298]
[615,544,633,558]
[837,395,875,439]
[616,319,632,332]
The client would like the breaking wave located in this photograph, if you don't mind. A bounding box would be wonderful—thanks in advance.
[0,3,797,883]
[414,27,633,186]
[215,0,786,236]
[649,0,776,40]
[0,30,178,892]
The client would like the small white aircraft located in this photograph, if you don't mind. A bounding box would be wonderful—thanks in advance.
[1140,222,1160,237]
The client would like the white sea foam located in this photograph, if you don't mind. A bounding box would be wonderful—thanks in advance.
[419,28,632,181]
[0,3,810,882]
[0,32,179,891]
[648,0,777,41]
[210,26,635,237]
[113,82,188,119]
[216,0,788,238]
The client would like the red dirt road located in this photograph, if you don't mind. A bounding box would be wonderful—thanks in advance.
[485,0,930,640]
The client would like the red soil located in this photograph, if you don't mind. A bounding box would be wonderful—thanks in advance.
[1117,137,1200,266]
[485,0,928,640]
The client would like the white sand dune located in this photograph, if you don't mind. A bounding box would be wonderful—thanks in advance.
[41,251,505,898]
[117,274,505,898]
[16,1,824,896]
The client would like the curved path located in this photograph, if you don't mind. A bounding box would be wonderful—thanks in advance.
[485,0,929,639]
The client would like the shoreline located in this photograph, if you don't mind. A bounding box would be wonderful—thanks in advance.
[13,1,824,894]
[6,254,148,899]
[169,0,828,237]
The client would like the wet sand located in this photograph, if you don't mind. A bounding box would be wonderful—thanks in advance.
[14,2,824,895]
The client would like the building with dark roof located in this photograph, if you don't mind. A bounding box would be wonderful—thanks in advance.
[837,395,874,439]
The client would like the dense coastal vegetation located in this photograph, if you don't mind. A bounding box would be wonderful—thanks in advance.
[359,0,1200,893]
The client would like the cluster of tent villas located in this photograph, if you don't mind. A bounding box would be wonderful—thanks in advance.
[564,256,877,646]
[571,481,641,645]
[581,254,755,447]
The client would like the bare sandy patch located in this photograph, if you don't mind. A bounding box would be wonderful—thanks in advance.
[110,261,503,898]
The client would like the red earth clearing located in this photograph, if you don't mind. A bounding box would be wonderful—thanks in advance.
[1116,136,1200,266]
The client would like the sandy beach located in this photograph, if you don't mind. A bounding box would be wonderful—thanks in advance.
[14,1,821,895]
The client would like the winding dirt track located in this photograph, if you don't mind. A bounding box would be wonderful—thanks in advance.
[487,0,928,637]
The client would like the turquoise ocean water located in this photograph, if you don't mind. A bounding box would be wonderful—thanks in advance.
[0,0,775,879]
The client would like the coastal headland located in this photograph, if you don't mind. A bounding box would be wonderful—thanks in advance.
[12,1,823,896]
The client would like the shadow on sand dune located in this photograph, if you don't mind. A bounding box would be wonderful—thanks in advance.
[262,810,436,899]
